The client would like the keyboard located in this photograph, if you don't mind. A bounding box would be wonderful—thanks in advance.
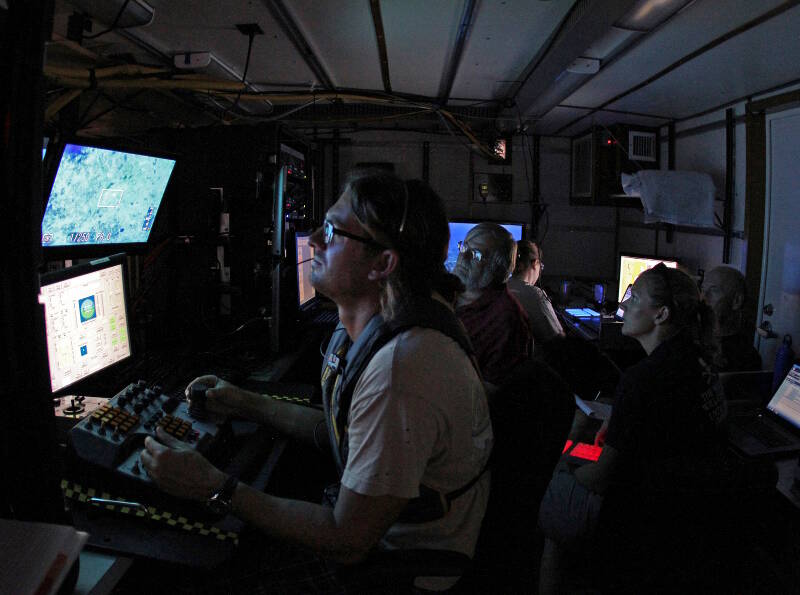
[743,419,792,448]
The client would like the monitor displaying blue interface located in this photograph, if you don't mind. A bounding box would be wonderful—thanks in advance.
[39,254,132,393]
[445,221,524,271]
[42,143,176,247]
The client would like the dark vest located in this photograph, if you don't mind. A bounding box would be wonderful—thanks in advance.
[320,297,484,523]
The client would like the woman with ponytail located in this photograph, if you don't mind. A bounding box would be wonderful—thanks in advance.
[539,264,728,593]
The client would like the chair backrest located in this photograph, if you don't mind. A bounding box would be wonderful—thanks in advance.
[539,335,621,401]
[471,358,575,589]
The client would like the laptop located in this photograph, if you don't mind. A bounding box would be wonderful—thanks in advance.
[727,364,800,458]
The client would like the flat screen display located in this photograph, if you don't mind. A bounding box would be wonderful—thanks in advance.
[446,221,524,271]
[40,255,132,393]
[767,364,800,430]
[42,143,176,247]
[617,254,678,303]
[296,233,315,308]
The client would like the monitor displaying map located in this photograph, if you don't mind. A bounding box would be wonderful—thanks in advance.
[42,143,176,247]
[617,253,679,302]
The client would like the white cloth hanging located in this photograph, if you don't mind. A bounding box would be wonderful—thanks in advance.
[621,170,716,227]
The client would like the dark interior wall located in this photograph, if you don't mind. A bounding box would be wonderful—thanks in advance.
[1,0,63,521]
[108,124,279,346]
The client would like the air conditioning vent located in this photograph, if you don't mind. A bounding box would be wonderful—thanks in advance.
[629,130,657,162]
[571,133,593,197]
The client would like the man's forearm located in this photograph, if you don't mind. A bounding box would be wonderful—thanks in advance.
[239,391,326,449]
[229,483,377,564]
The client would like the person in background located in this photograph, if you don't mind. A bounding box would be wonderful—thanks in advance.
[507,239,564,352]
[538,264,727,593]
[453,223,532,388]
[701,265,761,371]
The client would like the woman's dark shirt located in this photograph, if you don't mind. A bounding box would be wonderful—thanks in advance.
[604,331,727,489]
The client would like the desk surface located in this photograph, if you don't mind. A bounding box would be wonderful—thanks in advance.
[776,457,800,510]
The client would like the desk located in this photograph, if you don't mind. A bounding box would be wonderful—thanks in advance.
[776,457,800,509]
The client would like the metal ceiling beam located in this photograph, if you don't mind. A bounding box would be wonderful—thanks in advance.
[511,0,639,117]
[369,0,392,93]
[437,0,479,106]
[261,0,335,90]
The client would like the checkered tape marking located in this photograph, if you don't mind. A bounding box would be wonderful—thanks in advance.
[266,393,310,405]
[60,479,238,543]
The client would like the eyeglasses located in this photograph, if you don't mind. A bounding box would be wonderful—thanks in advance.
[457,240,482,262]
[322,219,386,249]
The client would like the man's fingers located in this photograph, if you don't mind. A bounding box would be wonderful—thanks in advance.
[144,435,167,455]
[140,449,155,476]
[185,375,218,398]
[155,426,184,449]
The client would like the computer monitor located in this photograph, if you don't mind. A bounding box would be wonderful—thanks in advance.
[295,232,315,308]
[41,142,176,251]
[446,220,525,271]
[617,253,679,303]
[39,254,132,394]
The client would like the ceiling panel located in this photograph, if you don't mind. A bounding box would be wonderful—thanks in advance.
[532,105,593,135]
[605,6,800,119]
[73,0,320,86]
[563,0,787,110]
[449,0,575,101]
[285,0,382,90]
[533,104,667,136]
[380,0,464,98]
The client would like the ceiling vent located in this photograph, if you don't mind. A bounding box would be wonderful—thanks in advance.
[628,130,657,162]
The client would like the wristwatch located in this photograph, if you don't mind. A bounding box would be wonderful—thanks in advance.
[206,475,239,515]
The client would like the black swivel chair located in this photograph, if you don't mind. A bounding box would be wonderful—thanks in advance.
[466,358,576,592]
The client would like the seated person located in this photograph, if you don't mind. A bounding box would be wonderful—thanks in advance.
[701,265,761,371]
[453,223,532,387]
[141,171,493,593]
[507,239,564,350]
[538,264,728,594]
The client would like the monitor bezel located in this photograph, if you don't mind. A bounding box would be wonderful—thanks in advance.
[616,251,680,303]
[40,253,134,396]
[41,138,178,258]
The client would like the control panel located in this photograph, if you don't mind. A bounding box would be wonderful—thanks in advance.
[68,380,226,485]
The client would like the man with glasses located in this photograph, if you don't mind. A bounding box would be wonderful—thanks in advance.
[508,240,564,350]
[453,223,531,387]
[141,170,492,592]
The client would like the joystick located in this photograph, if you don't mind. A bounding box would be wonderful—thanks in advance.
[189,385,208,420]
[63,398,86,416]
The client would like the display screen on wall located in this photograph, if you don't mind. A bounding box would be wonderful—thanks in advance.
[445,221,524,271]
